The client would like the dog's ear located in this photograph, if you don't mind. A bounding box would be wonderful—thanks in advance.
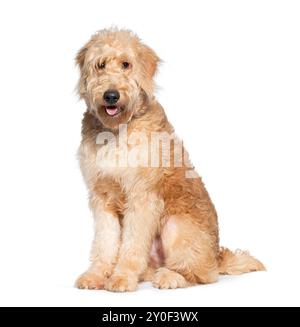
[76,39,95,97]
[76,38,96,70]
[76,46,88,70]
[138,43,160,96]
[139,43,160,78]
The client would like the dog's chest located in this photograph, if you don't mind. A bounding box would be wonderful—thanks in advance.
[79,132,149,185]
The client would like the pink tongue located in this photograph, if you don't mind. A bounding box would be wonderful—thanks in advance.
[106,107,118,116]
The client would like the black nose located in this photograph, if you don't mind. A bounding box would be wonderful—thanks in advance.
[103,90,120,104]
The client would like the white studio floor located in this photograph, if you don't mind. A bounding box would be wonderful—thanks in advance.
[0,269,297,307]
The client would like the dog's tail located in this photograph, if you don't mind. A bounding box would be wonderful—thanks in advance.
[218,247,266,275]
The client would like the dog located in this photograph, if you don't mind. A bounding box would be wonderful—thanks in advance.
[75,28,265,291]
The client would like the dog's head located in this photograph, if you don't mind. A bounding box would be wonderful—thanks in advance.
[76,28,160,129]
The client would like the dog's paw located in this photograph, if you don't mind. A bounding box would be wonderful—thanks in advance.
[75,271,106,290]
[105,273,138,292]
[152,268,189,289]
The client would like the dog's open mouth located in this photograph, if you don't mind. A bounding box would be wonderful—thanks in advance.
[104,105,122,117]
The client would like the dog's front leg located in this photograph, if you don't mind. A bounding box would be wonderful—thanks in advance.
[105,192,163,292]
[76,195,121,289]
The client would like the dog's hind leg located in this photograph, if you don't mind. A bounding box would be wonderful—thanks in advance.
[153,267,191,289]
[152,216,218,289]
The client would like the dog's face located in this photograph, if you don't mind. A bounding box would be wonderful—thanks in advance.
[76,29,160,129]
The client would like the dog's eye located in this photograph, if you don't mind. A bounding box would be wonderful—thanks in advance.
[97,62,106,70]
[122,61,130,69]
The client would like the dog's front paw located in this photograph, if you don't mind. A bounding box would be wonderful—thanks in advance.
[105,273,138,292]
[75,271,106,290]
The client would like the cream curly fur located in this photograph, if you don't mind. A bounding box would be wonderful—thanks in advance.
[75,28,265,292]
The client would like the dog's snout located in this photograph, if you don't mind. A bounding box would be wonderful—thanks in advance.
[103,90,120,104]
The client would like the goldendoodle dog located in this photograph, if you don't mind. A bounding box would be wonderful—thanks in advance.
[75,28,265,291]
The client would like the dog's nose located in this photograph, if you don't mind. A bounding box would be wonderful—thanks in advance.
[103,90,120,104]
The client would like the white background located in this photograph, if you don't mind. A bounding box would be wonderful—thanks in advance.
[0,0,299,307]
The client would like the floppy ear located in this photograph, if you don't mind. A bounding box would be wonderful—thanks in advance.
[76,46,88,70]
[139,43,160,78]
[75,38,96,70]
[138,43,160,95]
[76,39,95,97]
